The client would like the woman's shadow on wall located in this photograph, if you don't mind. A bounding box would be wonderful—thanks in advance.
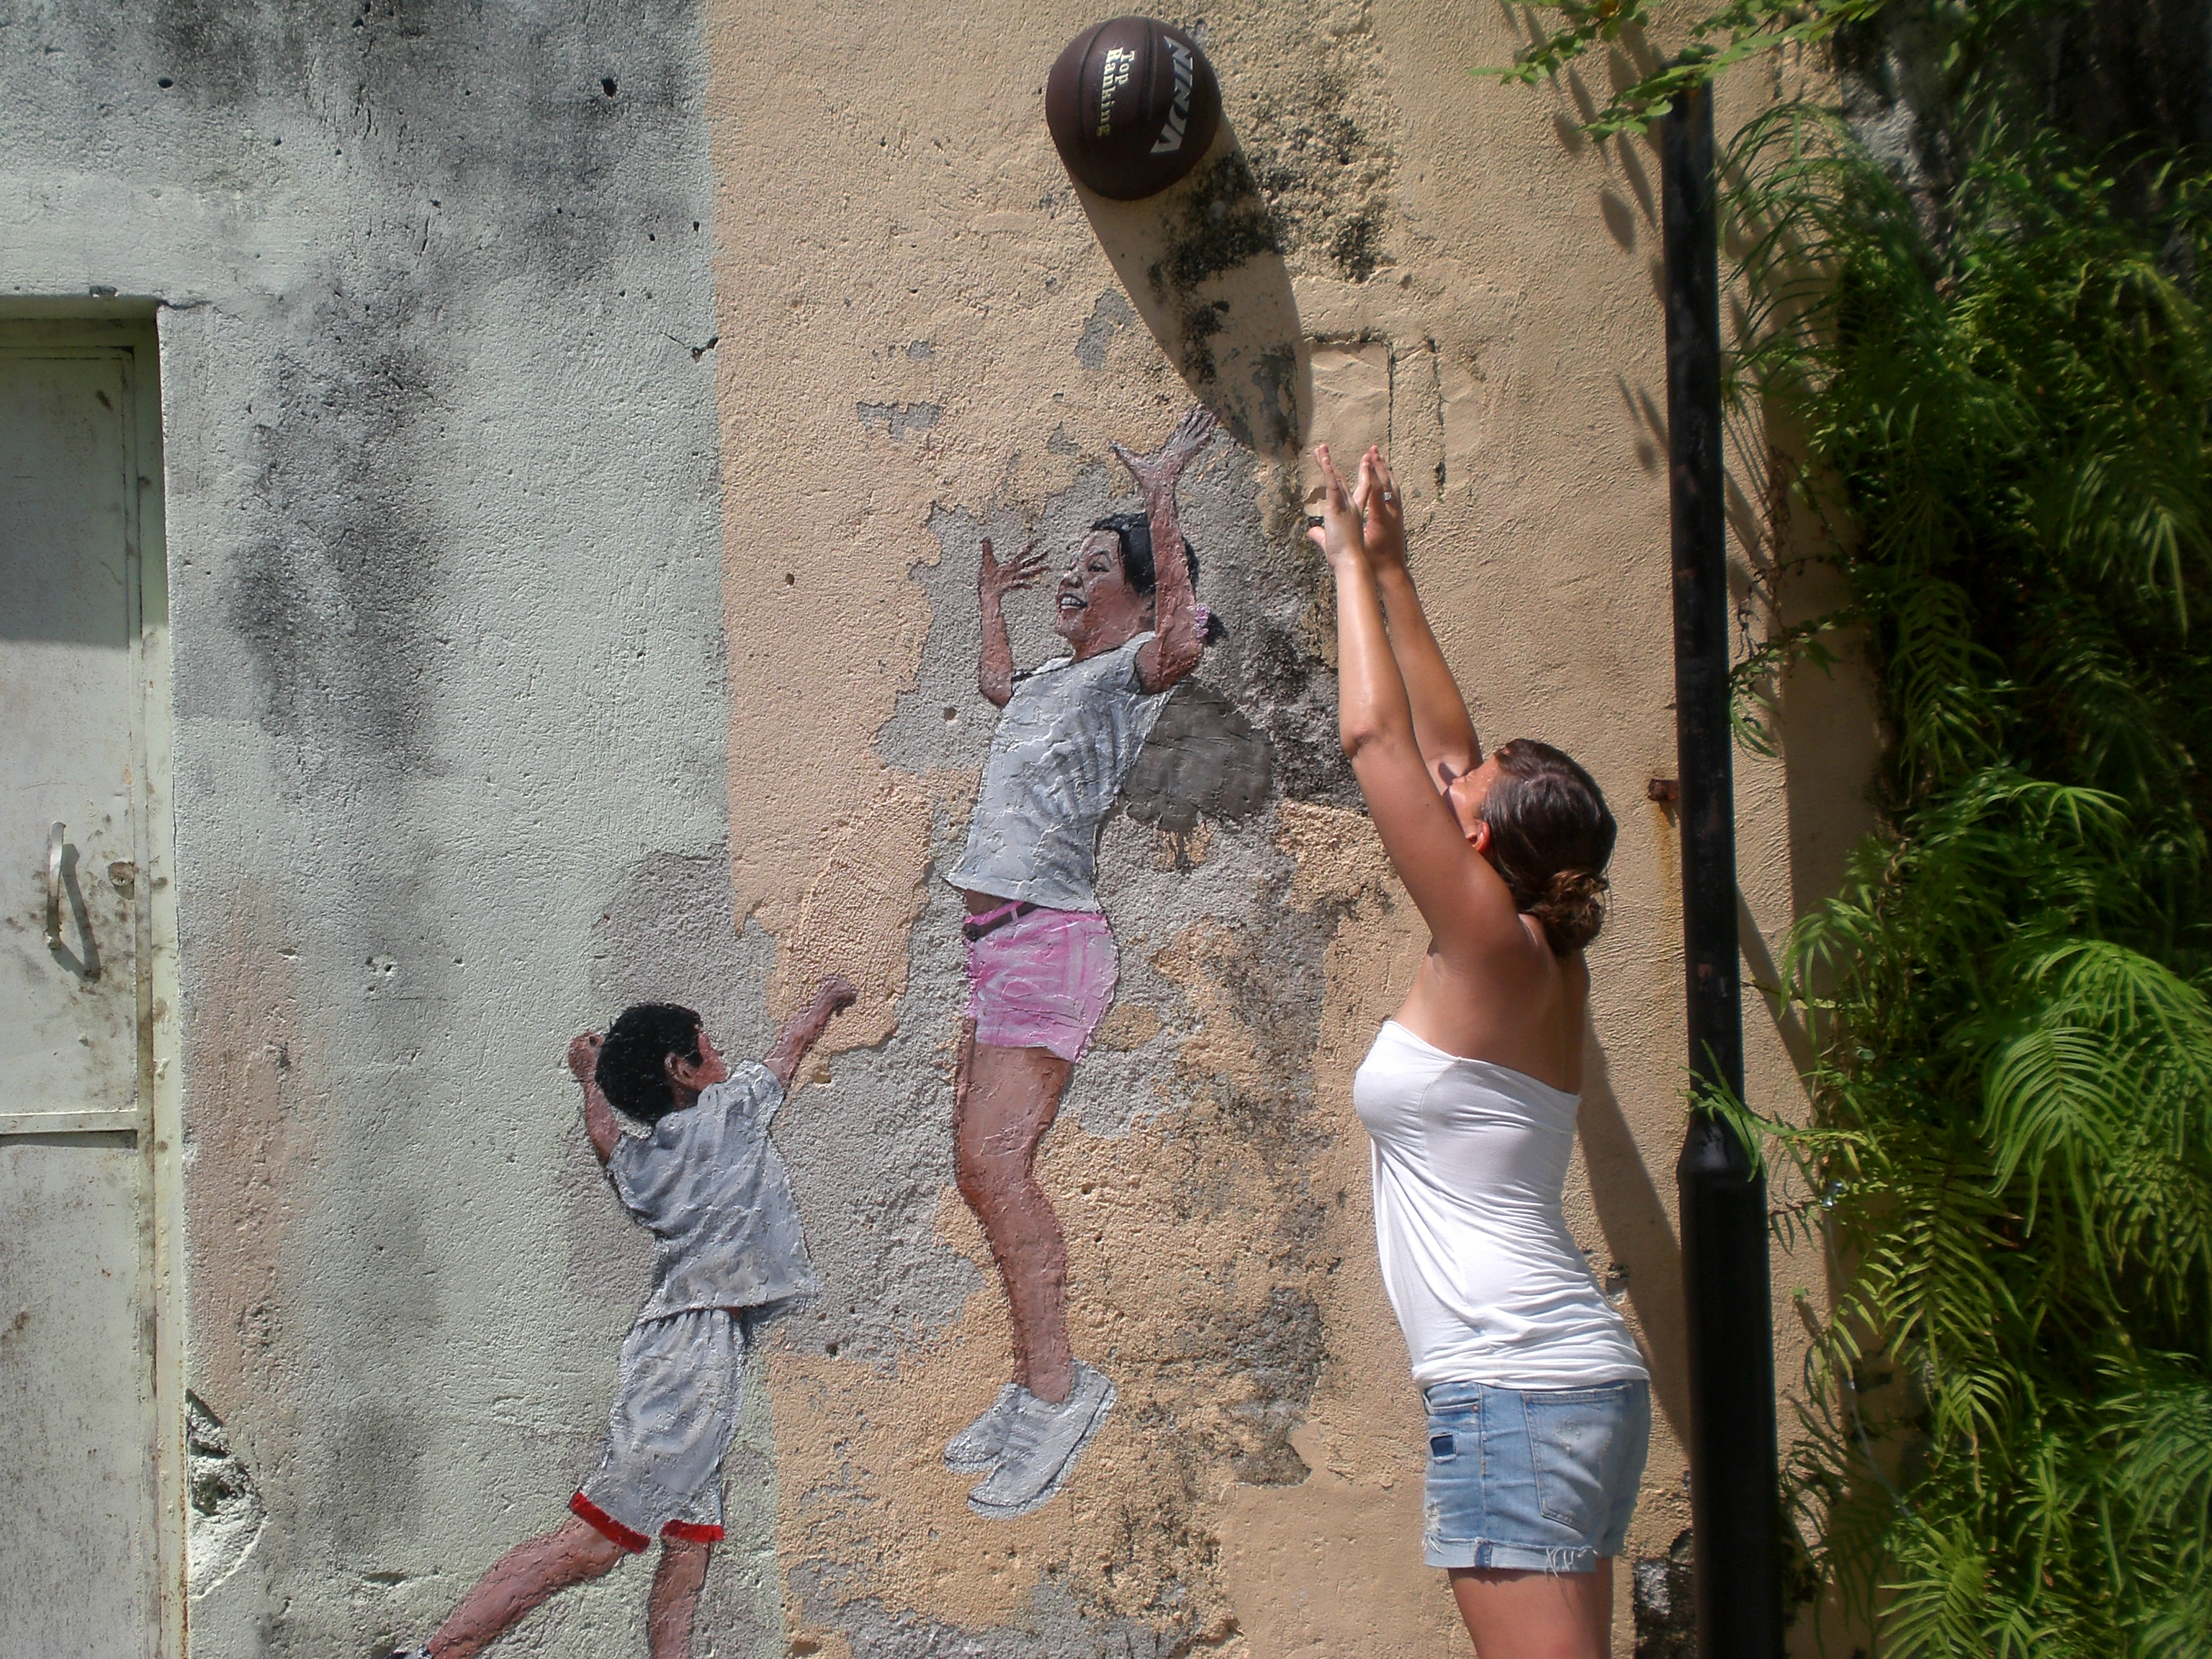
[1580,1028,1693,1439]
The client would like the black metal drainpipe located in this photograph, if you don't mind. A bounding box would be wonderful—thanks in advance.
[1661,81,1785,1659]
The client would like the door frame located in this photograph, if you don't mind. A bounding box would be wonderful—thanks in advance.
[0,305,184,1658]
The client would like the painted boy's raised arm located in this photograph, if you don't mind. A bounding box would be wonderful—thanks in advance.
[567,1033,620,1165]
[762,974,860,1087]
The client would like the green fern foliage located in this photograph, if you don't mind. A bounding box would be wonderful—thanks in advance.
[1713,57,2212,1659]
[1489,5,2212,1644]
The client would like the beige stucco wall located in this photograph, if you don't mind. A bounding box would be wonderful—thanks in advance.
[706,4,1874,1654]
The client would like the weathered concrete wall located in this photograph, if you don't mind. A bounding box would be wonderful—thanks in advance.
[1,1,1876,1655]
[0,1,745,1652]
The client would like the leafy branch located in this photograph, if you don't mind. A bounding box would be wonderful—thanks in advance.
[1477,0,1891,135]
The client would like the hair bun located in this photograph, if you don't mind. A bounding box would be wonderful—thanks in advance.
[1530,868,1608,956]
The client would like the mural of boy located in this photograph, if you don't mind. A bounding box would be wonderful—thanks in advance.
[946,405,1226,1518]
[388,975,857,1659]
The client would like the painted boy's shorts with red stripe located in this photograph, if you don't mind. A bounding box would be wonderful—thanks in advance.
[571,1307,746,1551]
[966,904,1118,1061]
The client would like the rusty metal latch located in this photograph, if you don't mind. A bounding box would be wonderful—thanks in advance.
[45,822,63,950]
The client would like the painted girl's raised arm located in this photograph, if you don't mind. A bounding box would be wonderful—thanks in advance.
[1117,405,1218,693]
[977,539,1043,708]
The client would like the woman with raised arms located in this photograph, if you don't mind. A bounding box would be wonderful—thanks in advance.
[1310,442,1649,1659]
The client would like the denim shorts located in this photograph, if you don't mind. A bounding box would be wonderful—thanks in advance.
[1421,1377,1650,1573]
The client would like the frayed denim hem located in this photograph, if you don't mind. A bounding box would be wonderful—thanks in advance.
[1424,1537,1601,1575]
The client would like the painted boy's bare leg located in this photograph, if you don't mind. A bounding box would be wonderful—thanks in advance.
[644,1538,713,1659]
[425,1516,625,1659]
[953,1036,1076,1403]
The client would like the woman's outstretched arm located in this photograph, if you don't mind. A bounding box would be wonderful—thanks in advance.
[1313,445,1521,956]
[1349,446,1480,789]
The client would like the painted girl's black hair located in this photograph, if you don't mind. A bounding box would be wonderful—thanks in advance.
[1091,512,1228,643]
[595,1002,703,1125]
[1477,739,1618,956]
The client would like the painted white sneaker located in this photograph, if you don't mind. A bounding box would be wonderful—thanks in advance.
[966,1362,1116,1520]
[944,1382,1025,1473]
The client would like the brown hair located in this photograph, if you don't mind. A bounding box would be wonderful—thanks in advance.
[1478,739,1617,955]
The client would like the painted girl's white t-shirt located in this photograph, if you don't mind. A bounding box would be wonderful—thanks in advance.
[1352,1019,1647,1390]
[948,631,1171,912]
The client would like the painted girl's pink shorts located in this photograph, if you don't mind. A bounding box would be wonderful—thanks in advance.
[966,904,1119,1061]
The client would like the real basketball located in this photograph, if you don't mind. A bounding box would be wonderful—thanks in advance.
[1044,17,1223,202]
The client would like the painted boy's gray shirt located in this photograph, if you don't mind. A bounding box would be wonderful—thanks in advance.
[608,1059,817,1321]
[948,631,1172,912]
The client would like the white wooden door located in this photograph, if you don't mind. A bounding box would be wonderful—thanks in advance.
[0,325,170,1658]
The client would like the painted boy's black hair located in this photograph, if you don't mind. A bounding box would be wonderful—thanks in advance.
[1091,512,1228,643]
[595,1002,703,1125]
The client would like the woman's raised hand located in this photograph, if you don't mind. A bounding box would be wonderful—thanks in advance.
[978,538,1044,601]
[1352,445,1408,573]
[1307,444,1370,570]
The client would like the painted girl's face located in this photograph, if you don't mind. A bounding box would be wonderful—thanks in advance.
[1054,531,1153,652]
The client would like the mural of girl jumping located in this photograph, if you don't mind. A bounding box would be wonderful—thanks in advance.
[944,405,1225,1519]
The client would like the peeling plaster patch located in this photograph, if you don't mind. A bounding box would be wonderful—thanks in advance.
[1063,809,1291,1141]
[187,1393,266,1596]
[1300,342,1391,497]
[1074,289,1134,370]
[1632,1529,1697,1658]
[769,865,993,1370]
[1181,1286,1323,1486]
[767,786,933,1041]
[1212,5,1401,284]
[858,400,940,440]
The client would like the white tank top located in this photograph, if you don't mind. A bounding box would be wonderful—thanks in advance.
[1352,1019,1647,1389]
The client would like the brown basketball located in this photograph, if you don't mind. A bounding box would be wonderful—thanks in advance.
[1044,17,1222,202]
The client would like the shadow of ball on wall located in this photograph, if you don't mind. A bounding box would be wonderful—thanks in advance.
[1046,19,1306,469]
